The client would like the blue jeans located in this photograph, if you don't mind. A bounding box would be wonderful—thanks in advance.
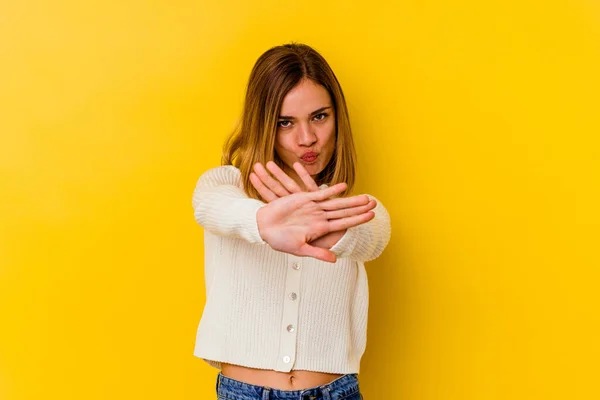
[216,372,363,400]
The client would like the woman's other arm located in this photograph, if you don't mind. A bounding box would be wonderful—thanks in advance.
[329,194,391,262]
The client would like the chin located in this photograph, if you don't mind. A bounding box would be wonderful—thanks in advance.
[304,163,323,174]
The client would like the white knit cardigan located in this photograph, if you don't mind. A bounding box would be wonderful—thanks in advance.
[191,165,391,374]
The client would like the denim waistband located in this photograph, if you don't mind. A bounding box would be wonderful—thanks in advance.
[216,372,360,400]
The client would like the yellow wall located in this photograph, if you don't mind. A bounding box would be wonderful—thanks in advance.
[1,1,599,399]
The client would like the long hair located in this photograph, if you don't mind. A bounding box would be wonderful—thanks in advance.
[221,43,357,200]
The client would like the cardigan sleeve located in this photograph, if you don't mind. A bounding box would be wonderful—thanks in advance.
[329,194,391,262]
[192,165,268,245]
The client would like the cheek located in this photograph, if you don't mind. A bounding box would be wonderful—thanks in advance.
[321,122,336,149]
[275,135,292,157]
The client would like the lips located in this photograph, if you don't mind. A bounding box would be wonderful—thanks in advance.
[301,152,318,162]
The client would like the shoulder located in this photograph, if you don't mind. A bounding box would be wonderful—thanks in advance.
[197,165,243,188]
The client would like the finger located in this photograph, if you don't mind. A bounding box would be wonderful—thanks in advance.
[318,195,372,211]
[249,172,279,203]
[307,182,347,202]
[292,162,320,192]
[253,162,291,198]
[325,200,377,219]
[327,211,375,232]
[298,243,337,263]
[265,161,303,193]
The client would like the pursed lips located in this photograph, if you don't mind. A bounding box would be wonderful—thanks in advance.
[301,152,318,159]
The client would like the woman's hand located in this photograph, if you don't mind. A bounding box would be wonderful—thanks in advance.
[250,161,376,259]
[250,161,377,223]
[249,161,320,199]
[256,182,374,262]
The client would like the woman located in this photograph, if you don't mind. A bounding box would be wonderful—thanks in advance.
[192,43,391,400]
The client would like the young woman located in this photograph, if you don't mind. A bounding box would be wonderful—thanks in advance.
[192,43,391,400]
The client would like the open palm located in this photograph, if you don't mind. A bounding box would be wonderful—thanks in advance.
[253,161,376,262]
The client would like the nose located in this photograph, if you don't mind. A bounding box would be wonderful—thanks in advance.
[297,122,317,146]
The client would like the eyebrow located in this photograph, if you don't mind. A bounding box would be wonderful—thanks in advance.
[278,106,332,120]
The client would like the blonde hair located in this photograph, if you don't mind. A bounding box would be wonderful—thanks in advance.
[222,43,357,200]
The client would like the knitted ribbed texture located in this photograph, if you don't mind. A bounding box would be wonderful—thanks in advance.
[191,165,391,374]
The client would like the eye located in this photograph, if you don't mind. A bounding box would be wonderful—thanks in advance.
[277,120,292,128]
[313,113,328,121]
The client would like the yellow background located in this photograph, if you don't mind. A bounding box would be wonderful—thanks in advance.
[1,1,599,399]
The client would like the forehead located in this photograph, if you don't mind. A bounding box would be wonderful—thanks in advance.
[280,79,332,115]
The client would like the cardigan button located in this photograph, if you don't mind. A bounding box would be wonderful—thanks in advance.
[291,262,300,270]
[283,356,291,363]
[287,324,295,332]
[289,292,298,301]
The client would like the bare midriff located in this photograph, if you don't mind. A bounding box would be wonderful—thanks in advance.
[221,363,344,391]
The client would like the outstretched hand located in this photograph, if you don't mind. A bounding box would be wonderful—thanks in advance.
[250,161,321,199]
[252,161,376,262]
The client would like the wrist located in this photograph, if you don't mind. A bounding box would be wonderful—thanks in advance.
[311,230,346,249]
[256,206,269,242]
